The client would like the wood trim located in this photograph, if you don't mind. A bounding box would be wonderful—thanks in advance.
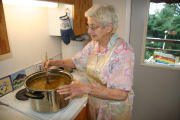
[0,0,10,55]
[60,0,74,4]
[146,38,180,43]
[145,47,180,52]
[37,0,73,4]
[37,0,59,2]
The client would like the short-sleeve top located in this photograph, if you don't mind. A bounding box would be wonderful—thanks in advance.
[72,34,134,91]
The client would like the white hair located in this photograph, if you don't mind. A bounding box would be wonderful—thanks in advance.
[85,4,118,32]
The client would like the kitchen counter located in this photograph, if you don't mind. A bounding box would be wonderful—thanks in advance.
[0,105,33,120]
[0,70,88,120]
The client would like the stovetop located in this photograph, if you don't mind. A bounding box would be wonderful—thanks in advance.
[1,86,70,120]
[0,71,88,120]
[15,88,29,101]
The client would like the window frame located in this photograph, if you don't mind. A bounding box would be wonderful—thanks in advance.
[141,0,180,70]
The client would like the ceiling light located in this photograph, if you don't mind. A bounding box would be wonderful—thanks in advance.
[2,0,58,8]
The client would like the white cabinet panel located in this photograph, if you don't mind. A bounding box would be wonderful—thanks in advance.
[61,38,90,59]
[61,40,84,59]
[48,3,73,36]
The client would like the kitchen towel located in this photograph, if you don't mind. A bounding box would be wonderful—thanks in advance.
[59,14,75,44]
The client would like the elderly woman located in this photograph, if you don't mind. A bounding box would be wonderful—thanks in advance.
[42,4,134,120]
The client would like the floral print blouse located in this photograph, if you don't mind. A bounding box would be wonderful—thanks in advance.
[72,34,134,91]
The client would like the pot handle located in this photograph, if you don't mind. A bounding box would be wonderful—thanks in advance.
[25,92,44,99]
[48,67,64,72]
[59,67,64,70]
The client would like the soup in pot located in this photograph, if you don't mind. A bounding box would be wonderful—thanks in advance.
[28,75,71,90]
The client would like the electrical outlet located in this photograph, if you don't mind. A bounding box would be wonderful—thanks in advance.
[35,63,42,72]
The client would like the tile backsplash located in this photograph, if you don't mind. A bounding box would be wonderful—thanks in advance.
[0,53,62,97]
[0,76,13,97]
[10,70,26,90]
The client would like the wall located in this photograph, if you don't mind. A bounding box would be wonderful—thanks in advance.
[0,0,130,78]
[0,4,61,78]
[93,0,131,42]
[130,0,180,120]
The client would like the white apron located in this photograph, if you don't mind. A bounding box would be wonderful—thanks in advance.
[86,37,134,120]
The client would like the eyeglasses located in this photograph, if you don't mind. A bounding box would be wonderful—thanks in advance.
[86,24,102,31]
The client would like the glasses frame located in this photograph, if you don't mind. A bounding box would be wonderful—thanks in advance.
[86,24,104,31]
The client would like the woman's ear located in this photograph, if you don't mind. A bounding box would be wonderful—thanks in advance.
[106,23,113,33]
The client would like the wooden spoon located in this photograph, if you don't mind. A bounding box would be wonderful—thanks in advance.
[45,52,50,84]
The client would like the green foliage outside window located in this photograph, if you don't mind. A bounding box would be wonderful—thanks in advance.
[145,3,180,60]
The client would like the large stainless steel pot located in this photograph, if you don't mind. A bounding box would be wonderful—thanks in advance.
[24,69,72,113]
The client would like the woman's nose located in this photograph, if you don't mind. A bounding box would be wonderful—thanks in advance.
[88,28,93,34]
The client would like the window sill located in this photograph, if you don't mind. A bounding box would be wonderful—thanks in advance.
[141,62,180,71]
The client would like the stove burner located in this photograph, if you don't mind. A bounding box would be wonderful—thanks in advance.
[15,88,29,101]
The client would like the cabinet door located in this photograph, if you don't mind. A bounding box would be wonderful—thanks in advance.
[74,105,88,120]
[0,0,10,55]
[73,0,92,36]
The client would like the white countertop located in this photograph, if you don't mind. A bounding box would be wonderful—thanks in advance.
[0,70,88,120]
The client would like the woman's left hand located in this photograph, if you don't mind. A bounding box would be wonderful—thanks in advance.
[56,79,89,100]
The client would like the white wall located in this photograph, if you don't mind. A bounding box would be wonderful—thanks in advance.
[130,0,180,120]
[0,4,61,77]
[0,0,131,78]
[93,0,131,42]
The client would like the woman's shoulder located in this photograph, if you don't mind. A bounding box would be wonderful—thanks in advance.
[86,40,97,47]
[82,40,97,52]
[114,38,134,54]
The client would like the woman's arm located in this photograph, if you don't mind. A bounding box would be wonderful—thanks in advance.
[56,80,129,101]
[88,85,129,101]
[51,59,75,69]
[42,58,75,71]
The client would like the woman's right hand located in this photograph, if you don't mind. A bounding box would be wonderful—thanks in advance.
[42,59,74,72]
[42,60,52,71]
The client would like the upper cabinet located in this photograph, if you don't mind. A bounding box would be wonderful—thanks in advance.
[48,3,73,36]
[0,0,92,55]
[43,0,92,36]
[0,0,10,55]
[60,0,92,36]
[73,0,92,36]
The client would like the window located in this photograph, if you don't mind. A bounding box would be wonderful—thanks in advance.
[143,0,180,68]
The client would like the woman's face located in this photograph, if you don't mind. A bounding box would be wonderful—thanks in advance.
[87,17,109,41]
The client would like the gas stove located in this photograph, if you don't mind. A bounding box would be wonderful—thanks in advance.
[0,71,88,120]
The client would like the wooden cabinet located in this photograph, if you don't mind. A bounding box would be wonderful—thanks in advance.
[74,105,88,120]
[41,0,92,36]
[0,0,10,55]
[73,0,92,36]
